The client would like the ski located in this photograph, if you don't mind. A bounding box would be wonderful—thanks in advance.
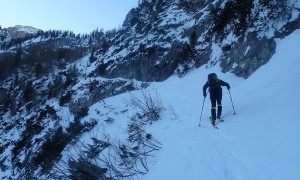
[209,116,224,128]
[212,122,218,129]
[216,119,224,124]
[213,119,225,129]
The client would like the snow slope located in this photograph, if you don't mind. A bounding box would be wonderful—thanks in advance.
[137,29,300,180]
[52,30,300,180]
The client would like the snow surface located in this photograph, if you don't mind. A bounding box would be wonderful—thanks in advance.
[138,30,300,180]
[81,29,300,180]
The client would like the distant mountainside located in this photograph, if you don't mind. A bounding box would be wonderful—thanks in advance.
[0,0,299,179]
[3,25,41,39]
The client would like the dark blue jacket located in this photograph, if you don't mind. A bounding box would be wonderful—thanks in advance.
[203,79,230,98]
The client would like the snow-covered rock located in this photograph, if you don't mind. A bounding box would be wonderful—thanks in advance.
[4,25,41,39]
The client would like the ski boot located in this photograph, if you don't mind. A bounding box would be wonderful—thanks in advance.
[211,120,216,126]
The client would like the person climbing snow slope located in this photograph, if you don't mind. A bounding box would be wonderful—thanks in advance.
[203,73,230,126]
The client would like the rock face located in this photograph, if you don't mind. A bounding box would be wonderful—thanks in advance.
[220,32,277,78]
[90,0,300,81]
[1,1,299,81]
[4,25,41,39]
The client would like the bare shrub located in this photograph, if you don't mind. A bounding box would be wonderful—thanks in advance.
[127,90,165,124]
[52,125,161,180]
[67,157,110,180]
[51,90,164,179]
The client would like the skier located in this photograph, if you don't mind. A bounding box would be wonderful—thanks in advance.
[203,73,230,126]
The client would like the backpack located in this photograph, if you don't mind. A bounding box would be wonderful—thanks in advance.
[208,73,219,89]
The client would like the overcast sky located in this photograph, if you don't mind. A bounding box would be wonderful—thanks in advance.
[0,0,139,34]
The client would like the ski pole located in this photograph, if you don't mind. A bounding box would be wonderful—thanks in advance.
[228,89,236,115]
[198,96,206,126]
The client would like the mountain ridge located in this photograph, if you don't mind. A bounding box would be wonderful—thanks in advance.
[3,25,41,39]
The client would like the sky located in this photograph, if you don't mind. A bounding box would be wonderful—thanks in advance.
[0,0,139,34]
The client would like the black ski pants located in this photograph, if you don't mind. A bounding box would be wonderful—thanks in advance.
[210,93,222,120]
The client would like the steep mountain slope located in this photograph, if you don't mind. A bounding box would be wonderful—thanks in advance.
[39,29,300,180]
[0,0,300,179]
[95,0,299,81]
[40,30,300,179]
